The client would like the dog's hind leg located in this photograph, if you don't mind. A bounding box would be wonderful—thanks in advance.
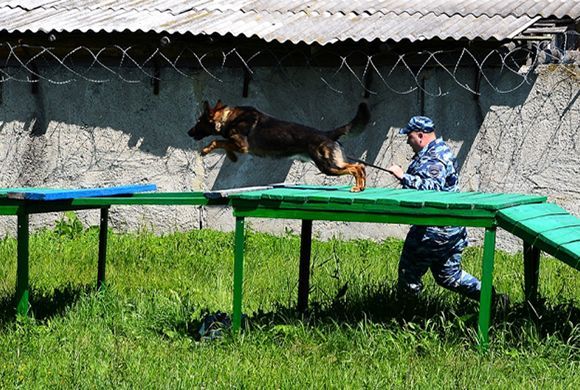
[322,163,366,192]
[341,163,366,192]
[311,143,367,192]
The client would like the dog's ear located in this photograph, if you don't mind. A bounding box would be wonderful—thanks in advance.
[214,100,224,110]
[202,100,210,113]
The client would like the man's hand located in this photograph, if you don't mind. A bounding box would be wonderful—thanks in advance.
[387,164,404,180]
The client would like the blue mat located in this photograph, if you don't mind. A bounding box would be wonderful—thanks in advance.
[5,184,157,201]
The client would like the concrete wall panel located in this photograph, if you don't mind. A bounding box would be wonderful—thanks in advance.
[0,64,577,252]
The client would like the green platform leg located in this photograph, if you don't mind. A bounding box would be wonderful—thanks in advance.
[232,217,245,332]
[16,212,30,316]
[97,207,109,290]
[478,227,496,352]
[297,219,313,313]
[523,242,540,305]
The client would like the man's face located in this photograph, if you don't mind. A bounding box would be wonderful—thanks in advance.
[406,131,424,153]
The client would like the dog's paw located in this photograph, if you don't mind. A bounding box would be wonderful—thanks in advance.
[201,148,211,156]
[350,186,364,192]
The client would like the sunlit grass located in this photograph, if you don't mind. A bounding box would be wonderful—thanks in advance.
[0,215,577,388]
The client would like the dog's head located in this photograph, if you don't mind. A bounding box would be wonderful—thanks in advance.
[188,100,228,140]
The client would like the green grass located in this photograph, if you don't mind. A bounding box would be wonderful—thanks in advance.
[0,216,578,388]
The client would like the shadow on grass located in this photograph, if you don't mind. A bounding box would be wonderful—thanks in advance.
[246,285,579,347]
[251,284,479,328]
[161,283,578,347]
[0,285,94,328]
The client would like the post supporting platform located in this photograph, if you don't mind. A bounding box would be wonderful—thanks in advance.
[478,227,496,352]
[297,220,313,313]
[97,207,109,290]
[232,217,245,332]
[16,211,29,316]
[523,242,540,305]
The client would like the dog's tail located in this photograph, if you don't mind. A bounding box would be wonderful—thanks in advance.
[327,102,370,141]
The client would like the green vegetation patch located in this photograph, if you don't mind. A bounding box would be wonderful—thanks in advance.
[0,216,577,388]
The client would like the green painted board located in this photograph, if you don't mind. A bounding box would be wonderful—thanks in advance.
[497,203,569,226]
[402,190,533,211]
[467,194,543,209]
[229,186,546,213]
[536,226,580,247]
[429,193,529,209]
[258,185,334,201]
[281,189,331,202]
[395,190,508,208]
[421,192,504,209]
[515,214,580,234]
[233,207,494,227]
[560,240,580,256]
[304,193,335,202]
[0,205,20,215]
[285,184,345,191]
[237,187,339,201]
[399,192,475,208]
[355,188,404,203]
[376,190,439,207]
[494,201,580,271]
[498,207,577,236]
[71,192,224,206]
[263,194,285,201]
[557,241,580,270]
[231,197,496,221]
[538,243,578,271]
[423,193,505,208]
[329,187,400,204]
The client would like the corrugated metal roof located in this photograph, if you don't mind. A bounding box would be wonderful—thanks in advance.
[0,1,577,45]
[248,0,580,19]
[3,0,578,19]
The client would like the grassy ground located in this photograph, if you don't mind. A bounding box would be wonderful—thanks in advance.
[0,215,578,388]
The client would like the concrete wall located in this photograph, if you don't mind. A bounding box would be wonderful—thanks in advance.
[0,63,578,251]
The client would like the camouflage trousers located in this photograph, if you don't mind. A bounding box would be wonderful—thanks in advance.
[397,226,481,300]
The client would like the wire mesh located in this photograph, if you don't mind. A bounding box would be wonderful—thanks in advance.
[0,31,578,97]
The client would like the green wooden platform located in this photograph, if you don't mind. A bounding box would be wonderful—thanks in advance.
[2,183,578,352]
[227,185,553,351]
[0,186,228,318]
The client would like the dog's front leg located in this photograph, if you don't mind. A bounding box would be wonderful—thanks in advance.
[201,140,239,162]
[201,140,231,156]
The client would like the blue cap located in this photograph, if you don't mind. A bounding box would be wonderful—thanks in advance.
[399,116,435,134]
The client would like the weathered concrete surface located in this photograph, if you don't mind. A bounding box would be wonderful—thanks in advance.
[0,64,578,252]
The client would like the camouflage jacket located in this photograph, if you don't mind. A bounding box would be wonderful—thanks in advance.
[401,137,465,238]
[401,137,459,192]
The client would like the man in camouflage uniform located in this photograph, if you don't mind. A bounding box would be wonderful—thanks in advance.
[386,116,482,300]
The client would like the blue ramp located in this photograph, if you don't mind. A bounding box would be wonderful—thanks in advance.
[4,184,157,201]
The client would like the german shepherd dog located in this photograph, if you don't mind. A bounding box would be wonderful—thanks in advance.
[188,101,371,191]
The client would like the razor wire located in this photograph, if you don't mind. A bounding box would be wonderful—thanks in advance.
[0,31,578,97]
